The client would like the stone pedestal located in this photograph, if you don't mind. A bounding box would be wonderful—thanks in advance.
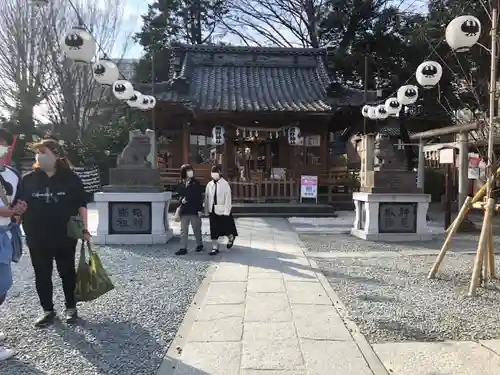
[93,192,173,245]
[351,192,432,241]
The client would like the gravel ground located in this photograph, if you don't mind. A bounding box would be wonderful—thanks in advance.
[299,232,500,254]
[316,254,500,343]
[0,239,210,375]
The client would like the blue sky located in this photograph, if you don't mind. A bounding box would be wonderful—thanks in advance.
[113,0,153,59]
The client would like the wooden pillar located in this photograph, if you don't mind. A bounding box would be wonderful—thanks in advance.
[458,132,469,208]
[223,140,228,177]
[322,129,329,170]
[182,121,189,164]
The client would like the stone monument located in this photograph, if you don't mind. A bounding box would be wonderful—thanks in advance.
[351,133,432,241]
[94,129,173,245]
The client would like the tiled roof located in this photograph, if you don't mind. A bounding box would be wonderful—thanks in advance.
[326,83,379,107]
[144,44,335,113]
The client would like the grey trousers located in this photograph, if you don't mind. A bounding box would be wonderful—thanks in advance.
[180,215,203,249]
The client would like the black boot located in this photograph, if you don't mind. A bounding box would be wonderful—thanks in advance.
[64,308,78,324]
[195,244,204,252]
[34,310,56,328]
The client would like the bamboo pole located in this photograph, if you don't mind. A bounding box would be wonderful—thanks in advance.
[487,219,496,279]
[468,198,496,296]
[445,167,500,233]
[428,196,473,279]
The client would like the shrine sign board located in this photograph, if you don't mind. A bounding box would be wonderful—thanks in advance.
[109,202,152,235]
[378,203,417,233]
[300,175,318,203]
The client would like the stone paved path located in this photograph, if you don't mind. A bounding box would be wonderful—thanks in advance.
[160,217,376,375]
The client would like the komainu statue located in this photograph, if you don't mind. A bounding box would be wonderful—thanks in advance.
[374,133,405,170]
[117,130,152,168]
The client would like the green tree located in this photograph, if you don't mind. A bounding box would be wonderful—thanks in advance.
[134,0,230,82]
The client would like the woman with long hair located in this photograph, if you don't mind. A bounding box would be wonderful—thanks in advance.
[204,165,237,255]
[175,164,204,255]
[15,139,90,327]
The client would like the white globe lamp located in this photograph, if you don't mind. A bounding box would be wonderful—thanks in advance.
[375,105,389,120]
[126,91,143,108]
[112,80,134,100]
[92,59,120,86]
[397,85,419,105]
[384,98,402,116]
[60,26,96,63]
[445,15,481,52]
[416,61,442,89]
[367,107,378,120]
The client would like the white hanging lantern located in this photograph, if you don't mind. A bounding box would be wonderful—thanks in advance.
[367,107,378,120]
[445,15,481,52]
[112,80,134,100]
[375,105,389,120]
[92,59,120,86]
[288,126,301,145]
[212,126,225,146]
[416,61,442,89]
[126,91,143,108]
[147,96,156,109]
[361,105,371,118]
[137,95,151,110]
[60,26,96,64]
[397,85,419,105]
[385,98,402,116]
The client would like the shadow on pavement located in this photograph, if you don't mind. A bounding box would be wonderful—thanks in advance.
[54,319,165,374]
[215,244,317,280]
[1,359,48,374]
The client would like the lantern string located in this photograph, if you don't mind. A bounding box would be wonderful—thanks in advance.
[66,0,129,81]
[373,0,477,103]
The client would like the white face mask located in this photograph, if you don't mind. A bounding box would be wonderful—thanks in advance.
[186,170,194,178]
[0,145,9,158]
[36,153,57,171]
[211,172,220,180]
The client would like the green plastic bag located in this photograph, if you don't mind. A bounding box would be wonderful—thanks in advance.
[67,215,84,240]
[75,242,114,302]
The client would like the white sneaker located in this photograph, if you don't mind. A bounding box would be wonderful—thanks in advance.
[0,332,5,341]
[0,346,15,361]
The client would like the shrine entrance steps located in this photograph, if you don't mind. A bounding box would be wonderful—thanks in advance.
[231,203,337,217]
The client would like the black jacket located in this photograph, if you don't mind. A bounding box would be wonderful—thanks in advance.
[15,168,87,245]
[178,178,203,215]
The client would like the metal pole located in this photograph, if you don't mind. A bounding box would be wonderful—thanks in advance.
[151,48,157,133]
[487,1,498,199]
[363,54,368,135]
[417,138,425,190]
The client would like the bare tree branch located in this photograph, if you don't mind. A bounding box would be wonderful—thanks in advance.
[223,0,326,47]
[40,0,132,141]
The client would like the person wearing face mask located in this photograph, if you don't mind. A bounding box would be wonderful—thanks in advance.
[175,164,204,255]
[204,165,238,255]
[0,129,27,361]
[14,139,90,328]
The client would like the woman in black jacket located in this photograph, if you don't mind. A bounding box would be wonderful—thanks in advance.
[175,164,204,255]
[16,140,89,327]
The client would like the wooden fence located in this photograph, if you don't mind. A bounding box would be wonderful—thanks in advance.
[229,179,298,202]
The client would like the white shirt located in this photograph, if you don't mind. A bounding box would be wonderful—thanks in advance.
[204,178,232,216]
[0,167,19,237]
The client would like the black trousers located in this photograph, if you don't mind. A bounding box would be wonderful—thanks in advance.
[28,239,78,311]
